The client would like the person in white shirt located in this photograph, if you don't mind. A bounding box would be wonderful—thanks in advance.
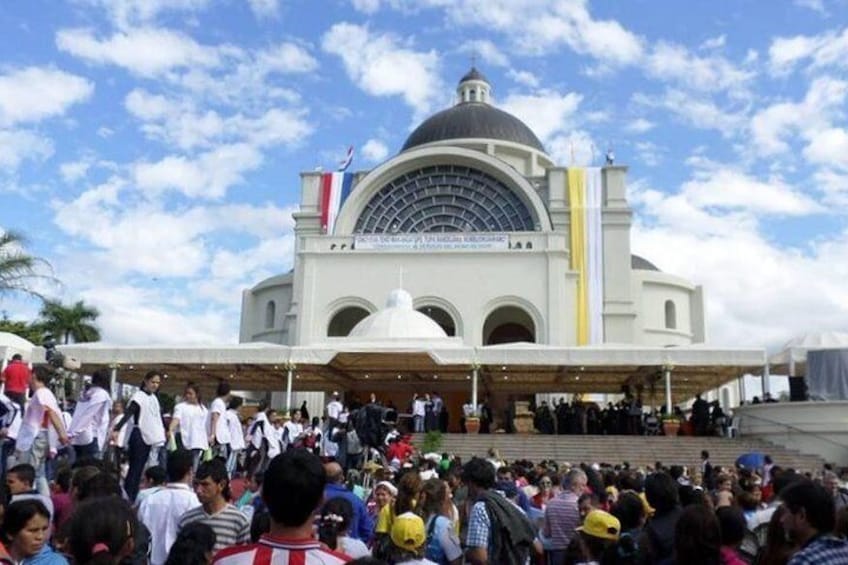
[111,370,166,502]
[326,392,343,426]
[225,397,245,478]
[137,449,201,565]
[16,367,69,495]
[266,416,284,460]
[246,405,274,475]
[68,369,113,460]
[208,382,232,460]
[281,410,305,451]
[0,391,21,478]
[168,382,209,471]
[413,394,426,433]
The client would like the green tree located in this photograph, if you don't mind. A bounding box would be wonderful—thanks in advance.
[0,313,45,344]
[38,299,101,344]
[0,230,53,299]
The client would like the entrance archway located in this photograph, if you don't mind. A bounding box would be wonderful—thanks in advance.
[327,306,370,337]
[417,305,456,336]
[483,305,535,345]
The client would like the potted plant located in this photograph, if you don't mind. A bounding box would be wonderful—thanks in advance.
[422,430,443,453]
[662,415,681,436]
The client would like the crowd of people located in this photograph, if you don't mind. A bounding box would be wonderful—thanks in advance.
[1,362,847,565]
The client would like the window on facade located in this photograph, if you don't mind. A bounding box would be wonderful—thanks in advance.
[470,89,477,101]
[265,301,276,329]
[664,300,677,330]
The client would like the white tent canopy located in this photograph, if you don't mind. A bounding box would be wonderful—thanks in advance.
[769,331,848,375]
[0,332,35,372]
[29,340,764,401]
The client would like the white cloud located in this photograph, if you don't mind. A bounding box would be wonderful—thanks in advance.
[803,127,848,171]
[75,0,211,29]
[0,67,93,126]
[699,35,726,50]
[133,143,263,199]
[546,129,597,166]
[60,159,91,183]
[351,0,382,13]
[750,76,848,156]
[645,41,754,94]
[501,90,582,142]
[322,23,443,117]
[625,118,655,134]
[634,141,663,167]
[794,0,827,13]
[768,28,848,75]
[56,27,222,77]
[459,39,510,67]
[247,0,279,18]
[634,90,745,135]
[0,130,53,170]
[255,43,318,74]
[506,69,539,88]
[362,139,389,162]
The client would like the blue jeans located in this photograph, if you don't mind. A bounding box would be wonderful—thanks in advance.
[226,449,241,478]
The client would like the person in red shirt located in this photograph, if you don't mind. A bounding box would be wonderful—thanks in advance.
[1,354,31,411]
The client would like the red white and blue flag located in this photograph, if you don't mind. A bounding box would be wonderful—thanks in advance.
[320,146,355,234]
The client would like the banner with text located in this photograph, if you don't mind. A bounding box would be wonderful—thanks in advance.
[354,233,510,251]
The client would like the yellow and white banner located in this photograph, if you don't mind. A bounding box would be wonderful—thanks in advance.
[568,167,604,345]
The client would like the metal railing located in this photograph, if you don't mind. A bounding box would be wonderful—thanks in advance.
[739,410,848,450]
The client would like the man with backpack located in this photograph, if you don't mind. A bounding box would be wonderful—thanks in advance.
[463,457,539,565]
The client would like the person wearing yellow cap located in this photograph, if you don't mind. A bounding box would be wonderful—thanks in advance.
[387,511,437,564]
[574,509,621,564]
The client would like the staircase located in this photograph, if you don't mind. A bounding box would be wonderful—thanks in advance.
[413,434,827,472]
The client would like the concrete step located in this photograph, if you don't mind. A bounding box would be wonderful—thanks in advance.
[412,433,827,472]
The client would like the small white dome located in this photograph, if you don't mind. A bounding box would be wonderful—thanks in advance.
[350,289,448,340]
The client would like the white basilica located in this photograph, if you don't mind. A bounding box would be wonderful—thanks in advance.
[239,68,705,353]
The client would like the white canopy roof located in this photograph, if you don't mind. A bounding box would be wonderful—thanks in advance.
[769,331,848,375]
[0,332,35,364]
[31,340,764,401]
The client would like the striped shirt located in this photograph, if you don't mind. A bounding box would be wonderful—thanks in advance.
[179,504,250,553]
[543,490,581,550]
[213,535,350,565]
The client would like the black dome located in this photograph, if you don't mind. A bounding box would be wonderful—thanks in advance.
[402,102,546,152]
[460,66,488,83]
[631,254,661,272]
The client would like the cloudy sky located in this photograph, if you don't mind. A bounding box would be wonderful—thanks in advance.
[2,0,847,352]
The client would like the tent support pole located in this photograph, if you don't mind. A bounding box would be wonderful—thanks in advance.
[286,367,293,411]
[110,366,117,399]
[664,367,673,415]
[762,361,770,398]
[472,366,479,414]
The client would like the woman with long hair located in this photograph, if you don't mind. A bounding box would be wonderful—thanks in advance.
[531,474,556,509]
[368,481,397,520]
[1,500,67,565]
[168,382,209,471]
[419,479,462,565]
[374,471,423,560]
[319,497,371,559]
[754,506,798,565]
[111,371,165,501]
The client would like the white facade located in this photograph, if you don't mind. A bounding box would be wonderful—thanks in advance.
[239,69,708,399]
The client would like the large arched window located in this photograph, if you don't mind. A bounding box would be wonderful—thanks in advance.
[354,164,536,233]
[664,300,677,330]
[265,301,276,329]
[327,306,371,337]
[483,305,535,345]
[417,305,457,336]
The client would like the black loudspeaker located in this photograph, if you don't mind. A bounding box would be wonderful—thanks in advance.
[788,377,808,402]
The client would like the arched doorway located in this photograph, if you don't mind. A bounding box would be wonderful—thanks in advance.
[417,305,456,336]
[327,306,370,337]
[483,305,536,345]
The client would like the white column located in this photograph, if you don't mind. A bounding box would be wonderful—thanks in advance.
[738,376,746,404]
[762,363,771,398]
[110,367,118,399]
[471,367,479,413]
[664,367,673,415]
[285,367,294,411]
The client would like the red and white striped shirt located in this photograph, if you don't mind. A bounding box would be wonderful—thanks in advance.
[213,535,350,565]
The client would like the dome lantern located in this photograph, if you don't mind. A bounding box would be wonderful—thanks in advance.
[457,66,491,104]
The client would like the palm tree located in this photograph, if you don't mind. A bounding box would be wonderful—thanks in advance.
[38,299,101,344]
[0,230,53,299]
